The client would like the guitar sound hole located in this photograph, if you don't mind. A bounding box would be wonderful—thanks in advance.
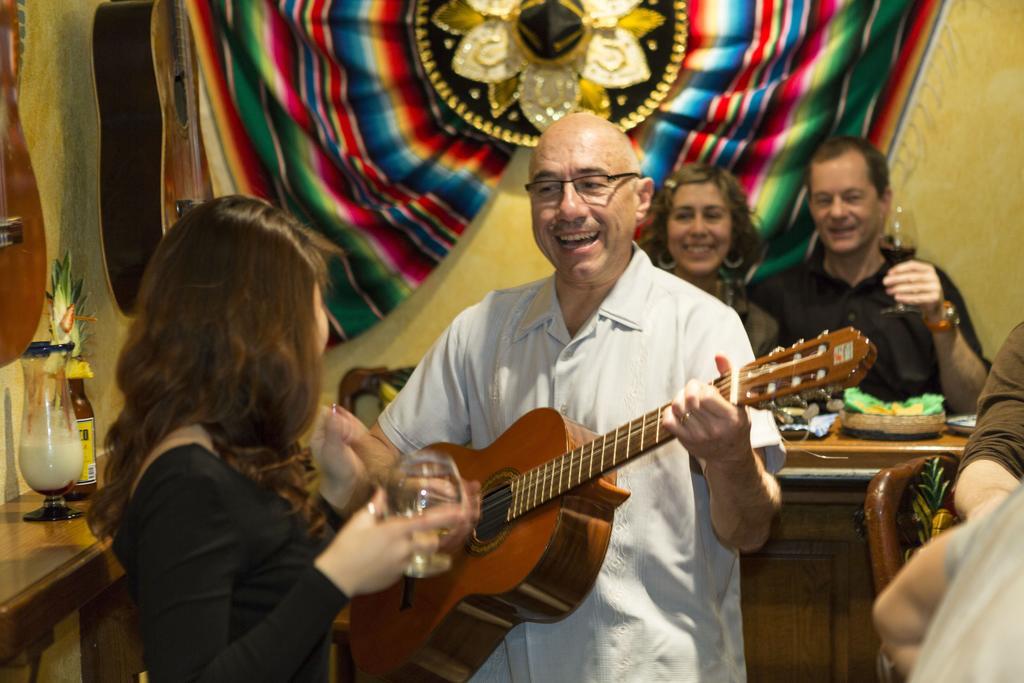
[473,484,513,542]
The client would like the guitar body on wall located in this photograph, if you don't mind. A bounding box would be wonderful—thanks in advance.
[350,328,878,682]
[0,0,45,367]
[93,0,211,314]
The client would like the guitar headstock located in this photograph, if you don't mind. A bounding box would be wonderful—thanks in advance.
[734,327,877,408]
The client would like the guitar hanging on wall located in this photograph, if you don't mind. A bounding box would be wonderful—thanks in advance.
[350,327,878,682]
[0,0,46,367]
[93,0,211,314]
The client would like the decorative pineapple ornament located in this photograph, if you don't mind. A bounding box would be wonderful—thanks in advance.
[47,252,93,379]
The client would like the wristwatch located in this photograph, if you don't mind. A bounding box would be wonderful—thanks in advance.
[925,300,959,333]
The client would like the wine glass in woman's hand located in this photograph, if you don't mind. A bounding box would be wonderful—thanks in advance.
[879,205,919,316]
[386,450,463,577]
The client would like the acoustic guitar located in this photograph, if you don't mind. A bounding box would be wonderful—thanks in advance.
[350,327,877,682]
[93,0,211,314]
[0,0,46,367]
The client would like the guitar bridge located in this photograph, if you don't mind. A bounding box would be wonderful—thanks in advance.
[0,217,23,248]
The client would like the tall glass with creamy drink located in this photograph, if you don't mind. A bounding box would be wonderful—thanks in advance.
[18,341,84,521]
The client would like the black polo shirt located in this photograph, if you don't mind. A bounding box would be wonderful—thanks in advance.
[748,246,987,403]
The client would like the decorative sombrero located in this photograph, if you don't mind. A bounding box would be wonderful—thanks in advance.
[416,0,688,146]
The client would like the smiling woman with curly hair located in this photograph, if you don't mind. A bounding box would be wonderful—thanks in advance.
[640,163,778,356]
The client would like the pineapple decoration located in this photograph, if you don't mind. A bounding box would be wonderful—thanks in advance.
[910,457,958,554]
[48,252,94,379]
[48,253,98,497]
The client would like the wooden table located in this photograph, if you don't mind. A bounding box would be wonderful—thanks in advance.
[0,494,142,680]
[739,428,968,683]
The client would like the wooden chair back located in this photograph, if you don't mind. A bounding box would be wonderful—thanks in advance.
[863,454,960,595]
[336,366,415,426]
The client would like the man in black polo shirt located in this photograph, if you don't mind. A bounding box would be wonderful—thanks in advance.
[749,136,987,413]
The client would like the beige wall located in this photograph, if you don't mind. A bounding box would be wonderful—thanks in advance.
[889,1,1024,353]
[0,0,1022,676]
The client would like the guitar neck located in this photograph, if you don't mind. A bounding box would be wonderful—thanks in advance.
[502,327,876,521]
[508,372,742,520]
[508,405,669,520]
[173,0,205,200]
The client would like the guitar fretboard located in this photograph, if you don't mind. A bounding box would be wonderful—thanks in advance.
[507,404,671,521]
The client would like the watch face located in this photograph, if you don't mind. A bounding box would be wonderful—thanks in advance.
[943,301,959,324]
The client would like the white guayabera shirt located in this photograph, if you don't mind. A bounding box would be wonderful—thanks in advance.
[381,248,784,683]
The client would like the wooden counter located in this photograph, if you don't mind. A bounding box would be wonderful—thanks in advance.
[740,428,968,683]
[0,494,141,680]
[781,428,969,478]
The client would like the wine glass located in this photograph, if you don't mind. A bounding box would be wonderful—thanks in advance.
[386,450,462,578]
[879,205,919,316]
[18,342,84,522]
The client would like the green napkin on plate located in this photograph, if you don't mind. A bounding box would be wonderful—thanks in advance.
[843,387,945,416]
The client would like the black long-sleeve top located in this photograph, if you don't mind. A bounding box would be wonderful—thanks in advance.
[749,245,987,402]
[113,444,348,682]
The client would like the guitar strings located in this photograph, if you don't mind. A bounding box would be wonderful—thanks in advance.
[481,367,757,519]
[478,349,848,522]
[478,410,665,520]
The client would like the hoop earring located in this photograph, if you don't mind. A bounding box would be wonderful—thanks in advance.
[657,250,676,271]
[722,250,743,270]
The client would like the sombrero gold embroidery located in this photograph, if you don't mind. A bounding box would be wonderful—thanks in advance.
[417,0,688,146]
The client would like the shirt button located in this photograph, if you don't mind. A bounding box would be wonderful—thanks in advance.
[560,404,568,415]
[847,312,856,321]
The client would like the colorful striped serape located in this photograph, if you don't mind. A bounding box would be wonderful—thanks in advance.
[189,0,946,338]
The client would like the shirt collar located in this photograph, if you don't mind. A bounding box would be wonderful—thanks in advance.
[515,277,558,341]
[596,246,646,331]
[514,246,647,342]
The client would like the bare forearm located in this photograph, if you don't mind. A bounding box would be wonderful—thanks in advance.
[704,448,781,552]
[873,530,953,676]
[332,423,401,518]
[358,423,401,482]
[954,459,1018,520]
[934,330,987,413]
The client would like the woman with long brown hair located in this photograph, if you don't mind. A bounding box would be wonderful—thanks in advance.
[641,163,778,357]
[89,196,460,681]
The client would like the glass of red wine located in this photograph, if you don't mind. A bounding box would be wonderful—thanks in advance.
[879,205,918,316]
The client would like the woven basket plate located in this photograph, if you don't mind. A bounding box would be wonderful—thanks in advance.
[839,410,946,441]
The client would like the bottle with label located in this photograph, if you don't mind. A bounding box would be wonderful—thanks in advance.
[65,378,97,499]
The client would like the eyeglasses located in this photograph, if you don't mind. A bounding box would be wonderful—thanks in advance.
[524,172,640,205]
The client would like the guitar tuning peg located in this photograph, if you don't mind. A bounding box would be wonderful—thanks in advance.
[768,402,794,425]
[778,394,807,409]
[811,388,833,402]
[796,338,805,345]
[771,346,785,355]
[817,329,830,337]
[826,397,845,413]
